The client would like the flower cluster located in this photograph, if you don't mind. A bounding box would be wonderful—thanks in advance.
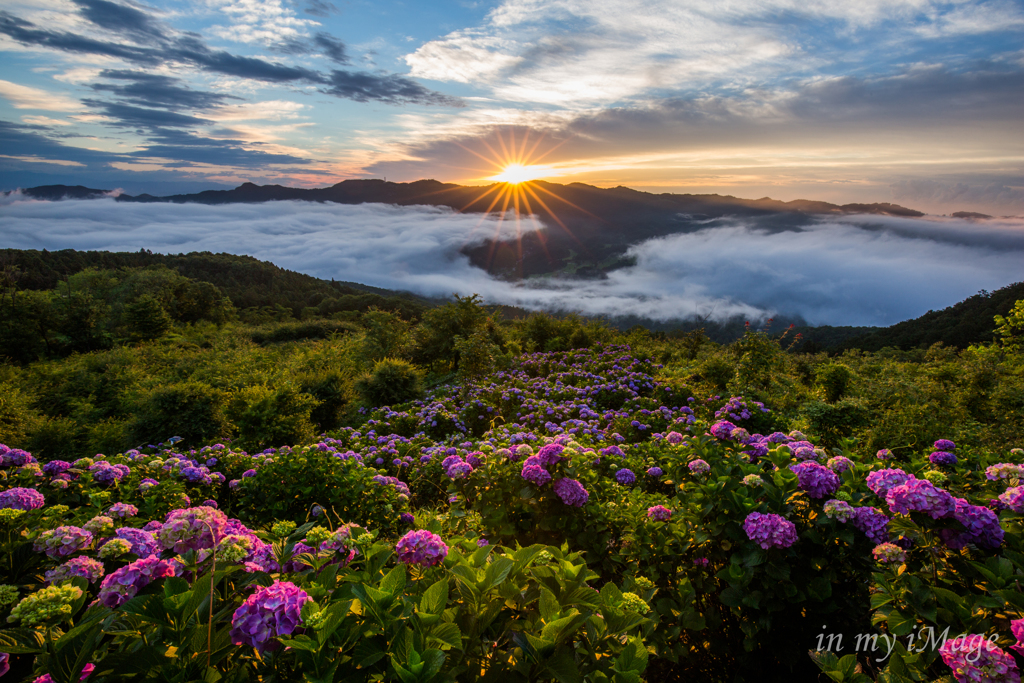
[939,498,1005,550]
[621,592,650,613]
[876,449,894,460]
[987,464,1023,481]
[8,584,83,626]
[938,635,1020,683]
[871,542,906,564]
[44,557,105,585]
[742,512,798,550]
[929,451,958,466]
[158,506,228,553]
[647,505,672,521]
[866,469,911,497]
[824,499,855,522]
[0,487,45,511]
[84,515,115,536]
[826,456,854,473]
[395,529,448,568]
[34,526,93,559]
[849,506,890,544]
[886,478,956,519]
[230,581,311,652]
[999,487,1024,513]
[688,460,710,476]
[790,461,840,499]
[114,528,161,558]
[553,478,589,506]
[616,468,637,485]
[108,502,138,518]
[741,474,763,487]
[98,557,181,608]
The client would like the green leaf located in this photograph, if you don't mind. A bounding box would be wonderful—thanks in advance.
[429,622,463,650]
[542,646,582,683]
[615,637,649,674]
[420,578,449,615]
[483,557,514,590]
[539,587,560,620]
[600,582,623,607]
[421,649,446,680]
[380,564,407,596]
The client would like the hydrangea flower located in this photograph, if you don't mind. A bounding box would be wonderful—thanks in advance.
[34,526,93,559]
[521,464,552,486]
[934,439,957,451]
[850,506,890,544]
[930,451,958,466]
[647,505,672,521]
[158,506,228,553]
[108,502,138,518]
[553,478,589,506]
[986,464,1023,481]
[824,499,855,522]
[866,469,911,497]
[45,557,105,585]
[790,461,840,499]
[742,474,763,487]
[876,449,894,460]
[98,557,181,608]
[616,468,637,485]
[230,581,311,652]
[395,530,448,568]
[886,478,956,519]
[32,663,95,683]
[9,584,83,626]
[113,528,161,558]
[646,466,664,477]
[998,487,1024,513]
[693,557,710,568]
[139,478,159,491]
[84,515,115,536]
[1011,619,1024,657]
[938,498,1005,550]
[742,512,798,550]
[0,487,45,511]
[621,592,650,613]
[688,460,710,476]
[938,635,1020,683]
[710,421,737,439]
[666,432,684,444]
[827,456,854,473]
[42,461,71,476]
[872,543,906,564]
[98,538,133,559]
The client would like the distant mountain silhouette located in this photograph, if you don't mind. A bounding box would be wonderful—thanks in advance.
[11,180,927,278]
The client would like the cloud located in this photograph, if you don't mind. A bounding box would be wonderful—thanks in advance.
[67,0,166,40]
[324,70,463,106]
[91,70,241,110]
[0,198,1021,326]
[890,179,1024,216]
[313,32,348,64]
[0,78,83,111]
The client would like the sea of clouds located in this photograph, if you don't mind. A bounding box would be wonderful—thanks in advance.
[1,195,1022,327]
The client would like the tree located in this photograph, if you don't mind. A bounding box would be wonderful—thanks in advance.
[123,294,171,340]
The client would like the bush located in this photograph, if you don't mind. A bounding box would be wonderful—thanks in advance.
[131,381,231,448]
[815,361,854,403]
[250,319,357,345]
[227,384,319,450]
[355,359,424,407]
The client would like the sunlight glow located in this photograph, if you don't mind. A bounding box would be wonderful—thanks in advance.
[489,163,556,184]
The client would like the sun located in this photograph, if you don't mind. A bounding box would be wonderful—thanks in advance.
[489,163,552,184]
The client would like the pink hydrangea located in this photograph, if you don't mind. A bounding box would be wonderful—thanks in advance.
[998,487,1024,513]
[553,478,589,507]
[157,506,228,553]
[939,635,1020,683]
[395,530,448,568]
[850,506,890,544]
[742,512,798,550]
[647,505,672,522]
[886,478,956,519]
[230,581,310,652]
[789,461,840,499]
[0,487,45,511]
[108,502,138,518]
[871,542,906,564]
[33,663,94,683]
[98,556,181,608]
[45,557,105,585]
[521,464,552,486]
[34,526,93,559]
[1011,619,1024,657]
[866,468,911,497]
[688,460,710,476]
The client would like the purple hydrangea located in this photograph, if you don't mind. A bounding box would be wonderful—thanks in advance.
[986,464,1023,481]
[45,557,105,585]
[929,451,958,466]
[999,486,1024,513]
[866,468,911,497]
[647,505,672,522]
[230,581,311,652]
[34,526,93,558]
[934,439,956,451]
[827,456,854,474]
[666,432,684,445]
[850,506,890,544]
[139,478,159,491]
[32,663,94,683]
[742,512,798,550]
[688,460,710,476]
[242,469,257,478]
[0,487,45,510]
[789,461,840,499]
[42,461,71,476]
[938,498,1005,550]
[710,421,737,439]
[108,502,138,518]
[180,466,212,484]
[158,506,228,553]
[616,468,636,485]
[93,464,129,486]
[445,461,474,480]
[400,512,415,525]
[521,464,552,486]
[1,448,35,467]
[938,635,1019,683]
[98,556,181,608]
[646,466,663,477]
[886,478,956,519]
[371,475,410,497]
[114,527,162,558]
[553,478,589,507]
[395,530,448,568]
[534,444,565,467]
[876,449,894,460]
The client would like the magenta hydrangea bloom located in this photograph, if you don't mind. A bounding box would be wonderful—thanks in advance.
[0,487,45,510]
[108,502,138,518]
[33,662,95,683]
[446,461,474,480]
[666,432,684,445]
[790,461,840,499]
[395,529,448,568]
[114,528,162,557]
[939,498,1005,550]
[34,526,93,559]
[998,487,1024,513]
[742,512,798,550]
[688,460,710,476]
[158,506,228,553]
[850,506,890,544]
[42,461,71,476]
[1011,619,1024,657]
[876,449,894,460]
[98,556,181,608]
[534,444,564,467]
[886,478,956,519]
[553,478,589,507]
[986,464,1023,481]
[939,635,1020,683]
[866,468,911,497]
[521,464,552,486]
[230,581,311,652]
[616,468,636,485]
[45,557,105,585]
[647,505,672,522]
[827,456,854,474]
[710,421,737,439]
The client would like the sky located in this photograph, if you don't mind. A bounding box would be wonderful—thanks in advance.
[0,0,1022,213]
[3,195,1023,326]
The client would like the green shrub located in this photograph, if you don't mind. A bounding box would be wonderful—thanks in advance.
[130,381,230,448]
[814,361,854,403]
[26,416,85,459]
[355,358,424,407]
[300,370,352,432]
[228,384,318,450]
[250,319,357,345]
